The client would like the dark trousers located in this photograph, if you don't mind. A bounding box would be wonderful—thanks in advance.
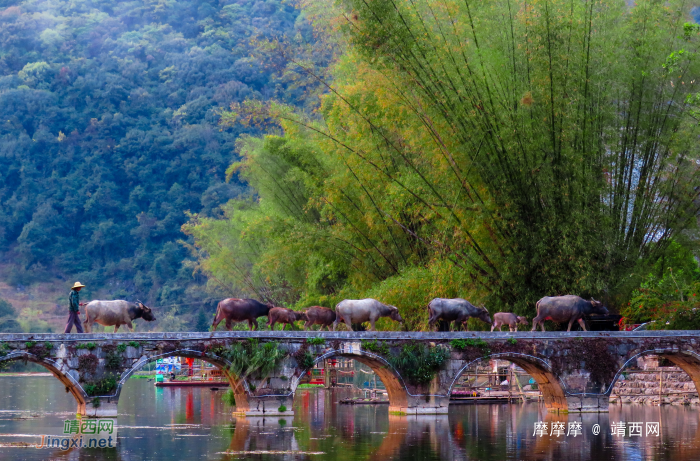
[64,311,84,333]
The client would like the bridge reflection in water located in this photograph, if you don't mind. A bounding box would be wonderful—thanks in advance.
[0,376,700,460]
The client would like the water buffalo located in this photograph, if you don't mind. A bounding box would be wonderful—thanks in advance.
[531,295,609,332]
[491,313,529,332]
[84,300,156,333]
[211,298,273,331]
[267,307,307,330]
[304,306,336,331]
[334,299,403,331]
[427,298,491,331]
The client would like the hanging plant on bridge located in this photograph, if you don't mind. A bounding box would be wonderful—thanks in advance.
[220,339,287,384]
[388,344,449,386]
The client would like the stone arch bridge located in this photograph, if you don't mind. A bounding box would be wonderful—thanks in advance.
[0,331,697,417]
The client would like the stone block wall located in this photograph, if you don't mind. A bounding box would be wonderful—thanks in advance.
[610,356,699,405]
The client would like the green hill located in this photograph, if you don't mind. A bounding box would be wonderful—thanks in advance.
[0,0,310,325]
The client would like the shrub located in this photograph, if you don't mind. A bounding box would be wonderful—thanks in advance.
[278,405,287,413]
[296,351,315,370]
[221,389,236,406]
[306,337,325,346]
[218,339,286,381]
[388,344,449,385]
[77,354,99,375]
[105,351,122,370]
[360,340,389,355]
[84,377,117,396]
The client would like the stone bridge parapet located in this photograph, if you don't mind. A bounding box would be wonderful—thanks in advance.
[0,331,698,417]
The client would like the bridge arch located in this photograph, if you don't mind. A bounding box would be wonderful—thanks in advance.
[607,348,700,398]
[0,351,89,414]
[293,349,409,413]
[113,349,249,413]
[448,352,568,412]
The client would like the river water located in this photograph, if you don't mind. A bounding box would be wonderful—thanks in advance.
[0,376,699,460]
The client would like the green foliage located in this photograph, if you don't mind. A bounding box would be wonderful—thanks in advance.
[507,338,517,346]
[0,299,14,318]
[188,0,700,324]
[451,338,490,356]
[84,377,117,396]
[104,351,122,370]
[221,389,236,407]
[76,343,97,350]
[0,0,322,325]
[360,340,389,356]
[387,344,449,385]
[195,309,210,333]
[24,341,36,349]
[128,341,141,349]
[297,383,323,388]
[622,241,700,329]
[216,339,286,381]
[116,344,127,353]
[296,351,315,370]
[0,343,9,357]
[278,405,287,413]
[306,337,325,346]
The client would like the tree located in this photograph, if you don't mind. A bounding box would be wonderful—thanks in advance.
[187,0,700,326]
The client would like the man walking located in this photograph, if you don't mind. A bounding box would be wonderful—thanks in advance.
[64,282,86,333]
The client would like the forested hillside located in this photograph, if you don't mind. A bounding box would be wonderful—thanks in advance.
[0,0,314,321]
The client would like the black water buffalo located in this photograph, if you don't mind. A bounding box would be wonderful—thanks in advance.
[531,295,608,332]
[427,298,491,331]
[304,306,336,331]
[267,307,307,330]
[85,300,156,333]
[211,298,273,331]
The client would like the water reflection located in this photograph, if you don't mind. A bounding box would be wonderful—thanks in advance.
[1,377,700,460]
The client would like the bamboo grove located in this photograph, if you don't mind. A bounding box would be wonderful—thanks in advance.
[184,0,700,330]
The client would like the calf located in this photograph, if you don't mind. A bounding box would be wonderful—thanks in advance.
[491,313,529,332]
[334,299,403,331]
[84,300,156,333]
[267,307,307,330]
[304,306,336,331]
[427,298,491,331]
[212,298,274,331]
[531,295,608,332]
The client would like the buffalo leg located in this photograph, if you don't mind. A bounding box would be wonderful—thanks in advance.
[248,319,255,330]
[224,319,232,331]
[577,318,588,331]
[114,324,120,333]
[343,317,353,331]
[567,317,578,332]
[126,321,133,331]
